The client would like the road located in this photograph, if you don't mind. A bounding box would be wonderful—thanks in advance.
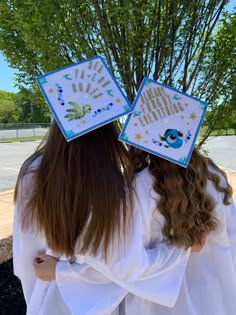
[0,136,235,191]
[0,141,41,191]
[202,136,236,171]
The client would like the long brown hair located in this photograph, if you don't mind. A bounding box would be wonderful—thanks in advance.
[131,147,232,248]
[14,121,134,258]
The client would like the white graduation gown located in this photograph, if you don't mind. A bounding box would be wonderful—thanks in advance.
[117,168,236,315]
[55,167,236,315]
[13,163,190,315]
[13,161,123,315]
[116,170,236,315]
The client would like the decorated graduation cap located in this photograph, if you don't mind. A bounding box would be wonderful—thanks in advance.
[36,56,132,141]
[119,77,207,167]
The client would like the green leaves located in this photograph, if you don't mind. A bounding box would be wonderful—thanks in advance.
[0,89,51,123]
[0,0,235,142]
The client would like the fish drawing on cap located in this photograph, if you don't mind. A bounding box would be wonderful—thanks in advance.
[160,129,184,149]
[152,129,192,149]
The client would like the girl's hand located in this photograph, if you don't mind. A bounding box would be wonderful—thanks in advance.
[191,232,208,253]
[32,252,57,281]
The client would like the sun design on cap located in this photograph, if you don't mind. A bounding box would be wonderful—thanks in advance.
[63,59,114,121]
[70,59,111,100]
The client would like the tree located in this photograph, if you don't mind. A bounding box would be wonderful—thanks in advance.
[0,90,18,123]
[0,89,51,124]
[0,0,235,143]
[14,89,51,123]
[197,10,236,145]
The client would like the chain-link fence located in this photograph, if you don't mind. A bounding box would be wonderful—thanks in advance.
[0,123,51,139]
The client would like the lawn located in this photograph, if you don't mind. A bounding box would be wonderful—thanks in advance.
[0,136,44,143]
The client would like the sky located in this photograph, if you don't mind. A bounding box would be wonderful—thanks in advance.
[0,53,19,93]
[0,1,235,94]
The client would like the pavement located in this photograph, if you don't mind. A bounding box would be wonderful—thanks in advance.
[0,140,41,191]
[0,189,15,240]
[0,168,236,240]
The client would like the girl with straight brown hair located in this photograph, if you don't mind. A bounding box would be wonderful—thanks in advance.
[13,121,193,315]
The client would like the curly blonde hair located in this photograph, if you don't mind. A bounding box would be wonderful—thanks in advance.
[130,147,232,248]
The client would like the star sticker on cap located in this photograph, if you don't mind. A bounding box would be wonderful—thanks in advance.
[189,113,197,120]
[135,133,142,141]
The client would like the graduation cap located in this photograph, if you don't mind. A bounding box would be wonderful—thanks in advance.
[119,77,207,167]
[36,56,132,141]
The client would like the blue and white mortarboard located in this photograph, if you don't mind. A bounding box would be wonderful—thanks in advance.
[36,56,132,141]
[119,77,207,167]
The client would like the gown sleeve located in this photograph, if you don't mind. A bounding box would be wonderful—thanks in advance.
[13,171,47,304]
[56,243,190,315]
[13,168,72,314]
[72,197,190,305]
[225,196,236,268]
[209,166,236,269]
[55,172,191,314]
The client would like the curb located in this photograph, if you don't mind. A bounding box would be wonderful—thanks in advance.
[0,141,13,143]
[0,189,15,196]
[219,166,236,174]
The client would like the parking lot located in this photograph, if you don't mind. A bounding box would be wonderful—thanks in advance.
[0,141,41,191]
[0,136,236,192]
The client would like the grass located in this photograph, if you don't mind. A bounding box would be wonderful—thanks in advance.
[199,126,236,137]
[210,129,236,136]
[0,136,44,143]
